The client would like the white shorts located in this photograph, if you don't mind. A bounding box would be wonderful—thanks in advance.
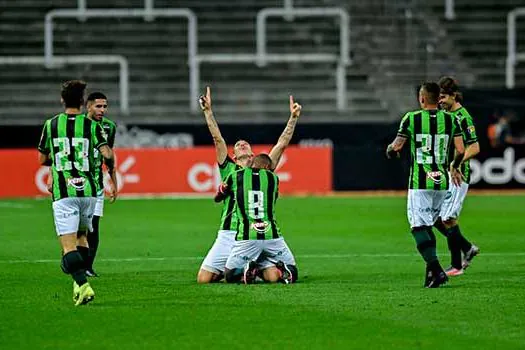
[407,190,447,228]
[93,193,105,217]
[200,230,236,274]
[52,197,97,236]
[225,237,296,271]
[440,182,469,221]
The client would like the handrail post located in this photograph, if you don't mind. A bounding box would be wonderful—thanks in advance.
[445,0,455,20]
[284,0,294,21]
[340,10,350,66]
[336,63,347,110]
[78,0,87,22]
[506,10,517,89]
[256,10,268,67]
[144,0,154,21]
[188,12,199,112]
[44,12,54,68]
[119,57,130,115]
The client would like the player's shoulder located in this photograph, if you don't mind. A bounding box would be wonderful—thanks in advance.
[45,112,64,123]
[102,116,117,128]
[456,106,473,120]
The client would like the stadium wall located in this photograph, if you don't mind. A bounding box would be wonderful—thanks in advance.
[0,89,524,196]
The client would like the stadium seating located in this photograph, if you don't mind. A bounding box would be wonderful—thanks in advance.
[0,0,523,124]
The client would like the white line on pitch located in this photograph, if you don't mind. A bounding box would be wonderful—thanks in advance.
[0,252,524,264]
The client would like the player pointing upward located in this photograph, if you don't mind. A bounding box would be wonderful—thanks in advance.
[196,86,301,283]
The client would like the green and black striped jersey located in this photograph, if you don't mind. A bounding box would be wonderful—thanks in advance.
[217,157,242,231]
[224,167,281,240]
[38,113,108,201]
[448,107,478,184]
[397,109,463,190]
[93,117,117,194]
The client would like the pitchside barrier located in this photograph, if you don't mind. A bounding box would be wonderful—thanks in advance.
[0,146,332,198]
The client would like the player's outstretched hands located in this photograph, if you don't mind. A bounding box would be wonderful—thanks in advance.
[290,95,301,118]
[199,86,212,113]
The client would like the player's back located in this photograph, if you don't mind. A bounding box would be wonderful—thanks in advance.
[227,167,281,240]
[39,113,104,201]
[398,109,462,190]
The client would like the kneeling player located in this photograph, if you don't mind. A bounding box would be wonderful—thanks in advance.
[217,154,298,284]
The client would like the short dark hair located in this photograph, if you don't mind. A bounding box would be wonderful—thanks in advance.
[252,153,273,169]
[87,92,108,102]
[420,82,440,105]
[61,80,87,108]
[438,76,459,95]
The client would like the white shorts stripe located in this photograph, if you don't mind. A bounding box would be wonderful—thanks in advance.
[440,182,469,220]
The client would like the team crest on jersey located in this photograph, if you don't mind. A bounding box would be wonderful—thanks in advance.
[67,177,87,190]
[252,221,270,233]
[426,171,444,184]
[467,126,476,135]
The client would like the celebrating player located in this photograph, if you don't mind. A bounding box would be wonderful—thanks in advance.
[386,82,465,288]
[84,92,118,277]
[434,77,480,276]
[219,153,298,284]
[196,86,301,283]
[38,80,116,305]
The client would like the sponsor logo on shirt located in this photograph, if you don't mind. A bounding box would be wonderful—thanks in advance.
[251,221,270,233]
[67,177,87,190]
[426,171,444,184]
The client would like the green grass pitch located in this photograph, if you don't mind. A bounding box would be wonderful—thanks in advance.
[0,195,524,349]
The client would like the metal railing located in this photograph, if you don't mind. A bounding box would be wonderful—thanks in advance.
[77,0,155,21]
[44,8,198,109]
[506,7,525,89]
[252,7,350,111]
[0,55,129,114]
[445,0,455,20]
[256,7,351,67]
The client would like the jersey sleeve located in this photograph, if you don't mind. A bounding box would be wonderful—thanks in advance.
[218,156,236,180]
[397,113,410,138]
[93,122,109,150]
[107,122,117,148]
[37,121,51,154]
[452,114,464,137]
[461,116,478,145]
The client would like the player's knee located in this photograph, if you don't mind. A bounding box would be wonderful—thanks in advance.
[197,269,223,284]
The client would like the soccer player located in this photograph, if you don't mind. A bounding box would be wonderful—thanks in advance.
[219,153,298,284]
[196,86,301,283]
[434,77,480,276]
[38,80,117,305]
[386,82,465,288]
[85,92,118,277]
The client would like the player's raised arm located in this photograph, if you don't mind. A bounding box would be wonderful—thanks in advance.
[200,86,228,164]
[268,95,301,170]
